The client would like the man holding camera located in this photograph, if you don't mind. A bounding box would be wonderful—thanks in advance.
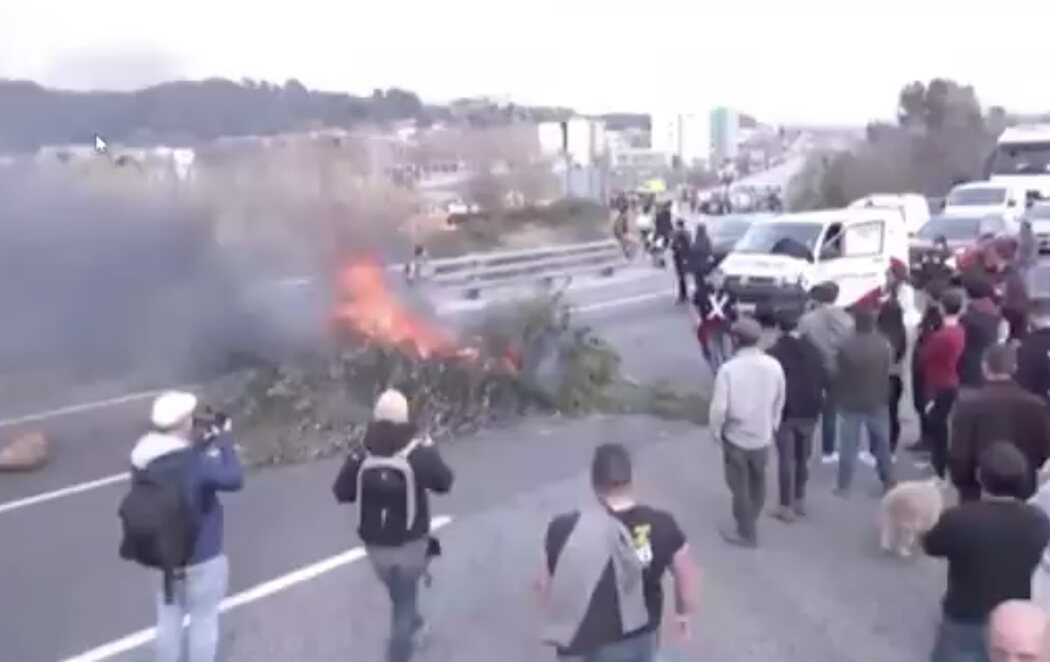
[121,390,244,662]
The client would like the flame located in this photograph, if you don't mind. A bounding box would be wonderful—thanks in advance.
[331,257,453,358]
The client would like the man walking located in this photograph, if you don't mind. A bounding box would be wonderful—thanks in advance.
[122,391,244,662]
[767,310,827,521]
[959,277,1004,390]
[949,343,1050,503]
[541,443,698,661]
[920,289,967,479]
[925,443,1050,662]
[333,389,454,662]
[670,219,693,304]
[709,317,786,547]
[799,282,854,464]
[693,271,738,374]
[835,306,896,496]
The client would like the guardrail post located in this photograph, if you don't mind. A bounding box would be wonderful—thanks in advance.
[465,256,482,299]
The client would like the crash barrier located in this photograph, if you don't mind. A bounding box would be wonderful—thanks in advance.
[403,240,629,299]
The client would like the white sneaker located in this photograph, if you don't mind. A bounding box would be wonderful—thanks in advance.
[821,452,839,465]
[859,451,876,467]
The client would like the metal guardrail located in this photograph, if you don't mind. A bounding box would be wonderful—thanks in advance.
[401,239,629,299]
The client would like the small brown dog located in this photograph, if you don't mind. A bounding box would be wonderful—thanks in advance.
[879,477,944,558]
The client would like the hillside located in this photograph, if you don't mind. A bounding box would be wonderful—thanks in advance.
[0,78,574,153]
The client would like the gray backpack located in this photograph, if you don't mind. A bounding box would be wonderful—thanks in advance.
[356,438,421,532]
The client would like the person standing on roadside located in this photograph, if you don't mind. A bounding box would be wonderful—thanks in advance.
[834,306,896,496]
[670,219,693,305]
[690,224,714,297]
[1017,308,1050,402]
[333,389,454,662]
[693,271,738,374]
[908,300,946,455]
[925,443,1050,662]
[767,310,827,521]
[949,343,1050,503]
[920,290,967,480]
[959,276,1005,390]
[709,317,786,548]
[878,274,909,459]
[799,282,854,465]
[121,391,244,662]
[540,443,699,662]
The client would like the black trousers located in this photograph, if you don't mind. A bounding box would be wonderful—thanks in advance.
[723,442,769,542]
[928,388,958,479]
[674,262,689,302]
[888,375,904,454]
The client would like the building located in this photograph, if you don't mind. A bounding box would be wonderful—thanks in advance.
[651,111,711,169]
[537,117,607,166]
[710,107,741,165]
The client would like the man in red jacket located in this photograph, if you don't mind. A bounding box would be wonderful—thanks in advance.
[920,290,966,479]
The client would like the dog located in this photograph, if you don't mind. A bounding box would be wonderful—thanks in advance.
[878,477,944,558]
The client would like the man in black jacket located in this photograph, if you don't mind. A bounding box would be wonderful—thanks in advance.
[767,310,828,521]
[333,389,454,662]
[670,220,693,304]
[958,276,1004,390]
[1017,308,1050,401]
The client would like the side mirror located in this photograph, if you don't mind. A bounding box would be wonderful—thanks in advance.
[819,245,839,261]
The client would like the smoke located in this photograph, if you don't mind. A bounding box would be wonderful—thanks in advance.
[0,164,294,395]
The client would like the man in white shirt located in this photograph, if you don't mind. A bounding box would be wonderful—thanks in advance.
[709,317,786,548]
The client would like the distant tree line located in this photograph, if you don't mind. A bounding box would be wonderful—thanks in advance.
[0,78,575,153]
[789,78,1023,210]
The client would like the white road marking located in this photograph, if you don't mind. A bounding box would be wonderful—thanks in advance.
[63,515,454,662]
[0,472,129,515]
[0,385,197,430]
[0,290,672,516]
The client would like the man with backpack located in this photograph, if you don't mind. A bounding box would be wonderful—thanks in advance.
[333,389,454,662]
[540,443,698,661]
[120,391,244,662]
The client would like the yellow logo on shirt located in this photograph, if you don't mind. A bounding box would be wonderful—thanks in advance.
[632,524,653,566]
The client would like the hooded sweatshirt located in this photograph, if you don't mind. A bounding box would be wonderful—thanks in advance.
[332,421,453,547]
[129,431,244,565]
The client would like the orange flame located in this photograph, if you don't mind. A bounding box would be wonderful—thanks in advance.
[331,257,453,358]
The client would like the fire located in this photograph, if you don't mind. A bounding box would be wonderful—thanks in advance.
[331,257,453,358]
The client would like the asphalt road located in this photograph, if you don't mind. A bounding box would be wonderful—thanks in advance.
[0,261,945,662]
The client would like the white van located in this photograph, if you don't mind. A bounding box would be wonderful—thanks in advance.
[717,208,918,322]
[943,181,1027,222]
[987,124,1050,201]
[848,193,930,236]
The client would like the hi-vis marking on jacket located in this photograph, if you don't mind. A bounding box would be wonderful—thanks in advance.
[707,293,729,321]
[356,437,422,529]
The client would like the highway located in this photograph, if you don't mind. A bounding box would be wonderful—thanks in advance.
[0,258,947,662]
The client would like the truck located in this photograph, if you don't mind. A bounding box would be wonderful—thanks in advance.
[986,125,1050,202]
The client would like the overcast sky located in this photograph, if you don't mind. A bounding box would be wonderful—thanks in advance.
[1,0,1048,125]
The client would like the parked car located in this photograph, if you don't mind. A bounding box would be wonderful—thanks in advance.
[1022,202,1050,254]
[943,181,1028,222]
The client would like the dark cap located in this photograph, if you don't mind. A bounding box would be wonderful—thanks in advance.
[731,316,763,344]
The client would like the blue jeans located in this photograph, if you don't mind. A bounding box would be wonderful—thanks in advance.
[704,330,733,374]
[930,618,988,662]
[154,554,229,662]
[837,409,895,491]
[368,539,429,662]
[558,631,659,662]
[820,392,839,456]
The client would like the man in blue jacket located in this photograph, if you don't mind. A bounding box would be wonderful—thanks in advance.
[130,391,244,662]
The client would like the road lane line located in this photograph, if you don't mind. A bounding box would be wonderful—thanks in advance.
[0,290,673,516]
[0,472,129,515]
[0,385,198,430]
[63,515,454,662]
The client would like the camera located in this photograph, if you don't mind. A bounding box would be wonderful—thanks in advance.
[192,406,229,443]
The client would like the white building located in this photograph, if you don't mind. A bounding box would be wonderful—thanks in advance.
[651,111,711,168]
[537,117,607,166]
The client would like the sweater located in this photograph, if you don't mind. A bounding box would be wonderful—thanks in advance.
[709,347,786,449]
[767,333,828,420]
[835,332,893,413]
[920,323,966,398]
[129,431,244,565]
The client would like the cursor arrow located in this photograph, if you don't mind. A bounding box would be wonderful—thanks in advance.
[94,134,108,154]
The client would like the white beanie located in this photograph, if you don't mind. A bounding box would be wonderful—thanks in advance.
[373,389,409,424]
[151,391,198,429]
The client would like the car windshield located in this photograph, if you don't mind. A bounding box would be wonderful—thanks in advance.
[734,221,822,259]
[917,217,981,241]
[1028,204,1050,220]
[947,187,1006,206]
[990,141,1050,176]
[709,217,753,244]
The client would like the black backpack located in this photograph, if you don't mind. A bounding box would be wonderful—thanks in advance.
[118,451,199,603]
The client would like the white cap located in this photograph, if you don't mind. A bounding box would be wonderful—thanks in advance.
[150,391,198,429]
[373,389,409,424]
